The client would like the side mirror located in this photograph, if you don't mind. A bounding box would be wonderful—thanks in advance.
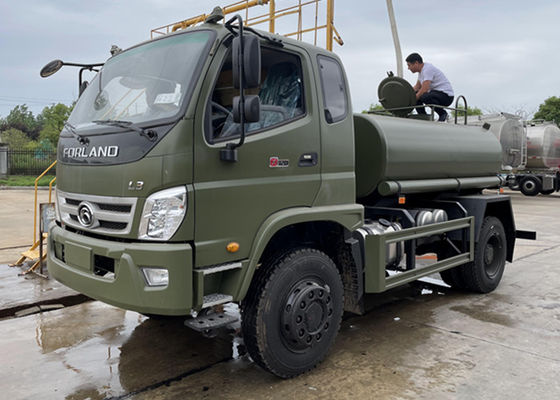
[233,95,260,123]
[232,35,261,89]
[40,59,64,78]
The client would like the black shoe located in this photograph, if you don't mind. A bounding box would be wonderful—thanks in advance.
[438,111,448,122]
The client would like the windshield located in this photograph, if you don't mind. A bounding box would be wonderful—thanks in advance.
[68,31,213,130]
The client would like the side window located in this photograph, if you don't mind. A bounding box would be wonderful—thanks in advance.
[207,46,305,142]
[317,55,347,123]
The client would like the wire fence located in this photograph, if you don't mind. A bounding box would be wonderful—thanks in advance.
[0,148,57,175]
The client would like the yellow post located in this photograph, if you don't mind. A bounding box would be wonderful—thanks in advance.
[269,0,275,33]
[48,177,57,203]
[326,0,334,51]
[33,160,57,245]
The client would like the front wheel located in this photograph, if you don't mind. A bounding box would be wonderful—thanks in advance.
[241,248,344,378]
[461,216,507,293]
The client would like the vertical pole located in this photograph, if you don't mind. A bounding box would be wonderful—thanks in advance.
[326,0,334,51]
[269,0,275,33]
[314,0,319,46]
[297,0,303,41]
[386,0,403,77]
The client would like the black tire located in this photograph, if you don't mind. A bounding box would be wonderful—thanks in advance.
[241,248,344,378]
[438,245,466,290]
[461,216,507,293]
[439,267,466,289]
[541,189,555,195]
[519,176,541,196]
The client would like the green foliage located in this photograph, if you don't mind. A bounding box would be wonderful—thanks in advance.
[534,96,560,123]
[362,103,386,113]
[0,128,31,148]
[38,103,74,148]
[452,106,482,117]
[1,104,41,139]
[0,175,56,187]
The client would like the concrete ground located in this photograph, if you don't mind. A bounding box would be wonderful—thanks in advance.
[0,189,559,399]
[0,188,53,264]
[0,189,81,318]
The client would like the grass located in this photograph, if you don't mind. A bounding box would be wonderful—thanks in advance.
[0,175,56,187]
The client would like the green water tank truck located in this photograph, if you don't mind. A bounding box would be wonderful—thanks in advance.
[45,14,528,378]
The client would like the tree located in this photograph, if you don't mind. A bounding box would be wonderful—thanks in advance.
[2,104,41,139]
[452,106,482,118]
[362,103,386,113]
[0,128,31,149]
[38,103,74,149]
[534,96,560,123]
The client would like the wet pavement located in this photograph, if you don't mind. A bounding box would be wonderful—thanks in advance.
[0,190,559,399]
[0,264,85,318]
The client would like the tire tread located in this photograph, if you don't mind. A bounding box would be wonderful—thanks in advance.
[241,248,342,378]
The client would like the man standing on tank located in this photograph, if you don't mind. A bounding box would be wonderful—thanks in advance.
[406,53,454,122]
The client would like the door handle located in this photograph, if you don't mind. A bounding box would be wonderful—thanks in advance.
[298,152,318,167]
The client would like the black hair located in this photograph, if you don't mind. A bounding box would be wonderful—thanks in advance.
[405,53,423,64]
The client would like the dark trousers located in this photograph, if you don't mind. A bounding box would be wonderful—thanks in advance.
[416,90,454,121]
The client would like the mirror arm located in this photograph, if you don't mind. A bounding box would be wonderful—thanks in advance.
[63,62,104,69]
[79,67,87,96]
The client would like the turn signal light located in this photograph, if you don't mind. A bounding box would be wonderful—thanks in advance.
[227,242,240,253]
[398,195,406,205]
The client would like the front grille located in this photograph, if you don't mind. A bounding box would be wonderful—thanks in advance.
[98,204,132,213]
[57,189,137,235]
[99,220,128,230]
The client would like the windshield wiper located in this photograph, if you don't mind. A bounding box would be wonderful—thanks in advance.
[92,119,158,141]
[64,122,89,145]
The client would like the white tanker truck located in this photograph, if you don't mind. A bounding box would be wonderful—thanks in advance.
[463,115,560,196]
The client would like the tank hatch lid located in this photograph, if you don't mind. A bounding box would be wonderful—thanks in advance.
[377,75,416,117]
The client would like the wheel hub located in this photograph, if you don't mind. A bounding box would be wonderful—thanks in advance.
[282,281,333,350]
[484,243,495,264]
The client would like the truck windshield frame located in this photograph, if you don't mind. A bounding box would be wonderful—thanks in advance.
[67,30,216,134]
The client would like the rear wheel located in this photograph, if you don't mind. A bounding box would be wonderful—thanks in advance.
[541,189,555,195]
[241,248,343,378]
[520,176,541,196]
[438,244,466,290]
[461,216,507,293]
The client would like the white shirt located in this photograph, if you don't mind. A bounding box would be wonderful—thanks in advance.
[418,62,454,96]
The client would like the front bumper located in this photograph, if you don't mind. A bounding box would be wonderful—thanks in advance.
[47,224,193,315]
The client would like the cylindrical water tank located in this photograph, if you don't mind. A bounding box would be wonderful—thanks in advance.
[525,122,560,169]
[461,113,526,169]
[354,113,502,198]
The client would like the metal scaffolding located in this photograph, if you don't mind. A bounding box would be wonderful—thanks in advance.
[151,0,342,51]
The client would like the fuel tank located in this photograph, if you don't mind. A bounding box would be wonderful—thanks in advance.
[354,113,502,198]
[525,122,560,169]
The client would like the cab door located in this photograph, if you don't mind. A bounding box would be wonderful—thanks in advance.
[193,42,321,267]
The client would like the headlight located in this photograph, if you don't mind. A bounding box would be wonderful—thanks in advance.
[138,186,187,240]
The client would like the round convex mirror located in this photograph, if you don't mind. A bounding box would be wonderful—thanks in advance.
[40,59,64,78]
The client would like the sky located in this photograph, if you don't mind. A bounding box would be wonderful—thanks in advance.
[0,0,559,119]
